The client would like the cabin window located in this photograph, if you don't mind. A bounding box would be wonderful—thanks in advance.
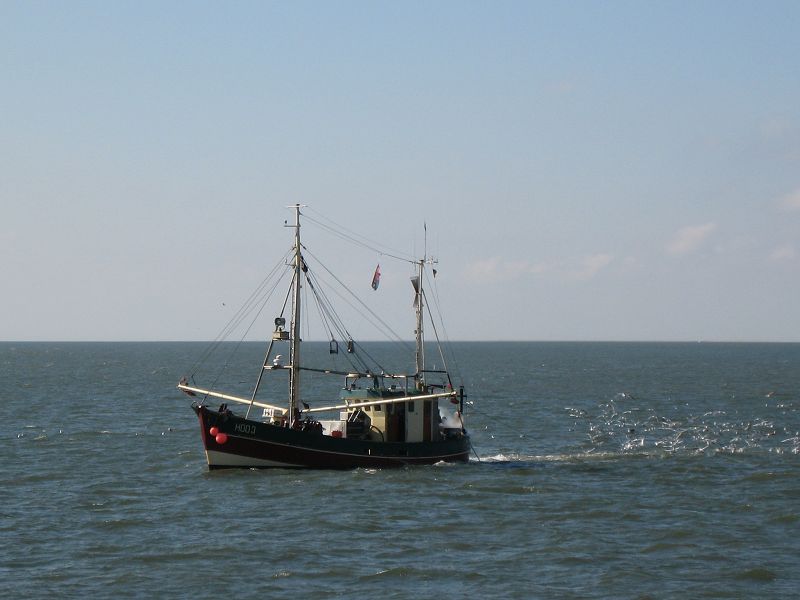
[408,401,415,412]
[375,404,382,412]
[365,405,371,412]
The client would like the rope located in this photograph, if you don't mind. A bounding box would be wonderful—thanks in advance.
[303,247,412,351]
[204,261,292,393]
[469,439,482,462]
[184,249,292,378]
[303,207,415,264]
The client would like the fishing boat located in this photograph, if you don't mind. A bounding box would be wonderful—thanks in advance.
[179,205,471,469]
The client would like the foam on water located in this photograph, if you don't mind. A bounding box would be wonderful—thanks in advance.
[565,391,800,456]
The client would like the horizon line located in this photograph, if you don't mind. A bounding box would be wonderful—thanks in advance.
[2,339,799,344]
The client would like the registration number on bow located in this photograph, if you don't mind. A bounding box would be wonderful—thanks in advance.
[234,423,256,435]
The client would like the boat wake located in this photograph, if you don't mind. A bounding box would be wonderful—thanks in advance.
[563,392,800,457]
[472,450,642,466]
[470,389,799,465]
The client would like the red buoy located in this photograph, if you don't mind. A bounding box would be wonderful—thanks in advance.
[209,426,219,436]
[215,432,228,444]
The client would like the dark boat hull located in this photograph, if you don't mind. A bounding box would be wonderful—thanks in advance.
[193,404,471,469]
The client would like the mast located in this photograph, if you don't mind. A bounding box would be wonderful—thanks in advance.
[288,204,303,426]
[413,258,425,391]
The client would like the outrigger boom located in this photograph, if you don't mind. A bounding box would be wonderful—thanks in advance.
[179,382,457,415]
[178,383,287,415]
[302,390,459,414]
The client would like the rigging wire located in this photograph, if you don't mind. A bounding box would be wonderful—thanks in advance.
[303,207,415,264]
[419,275,483,461]
[303,247,412,352]
[305,273,372,374]
[207,269,287,394]
[184,210,472,430]
[302,260,395,375]
[185,249,293,378]
[422,288,452,386]
[304,270,370,373]
[297,224,459,384]
[424,268,466,387]
[306,274,336,343]
[302,264,364,374]
[421,267,485,451]
[304,268,351,342]
[204,261,293,394]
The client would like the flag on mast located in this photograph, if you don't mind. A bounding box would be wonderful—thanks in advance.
[371,264,381,290]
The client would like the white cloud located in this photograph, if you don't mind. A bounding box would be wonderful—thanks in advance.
[666,223,717,255]
[463,258,546,283]
[573,253,614,280]
[778,188,800,212]
[769,244,796,261]
[528,261,552,275]
[464,254,613,284]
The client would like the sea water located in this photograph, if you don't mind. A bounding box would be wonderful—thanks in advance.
[2,341,799,598]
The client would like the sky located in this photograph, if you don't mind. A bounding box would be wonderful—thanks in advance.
[2,1,799,342]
